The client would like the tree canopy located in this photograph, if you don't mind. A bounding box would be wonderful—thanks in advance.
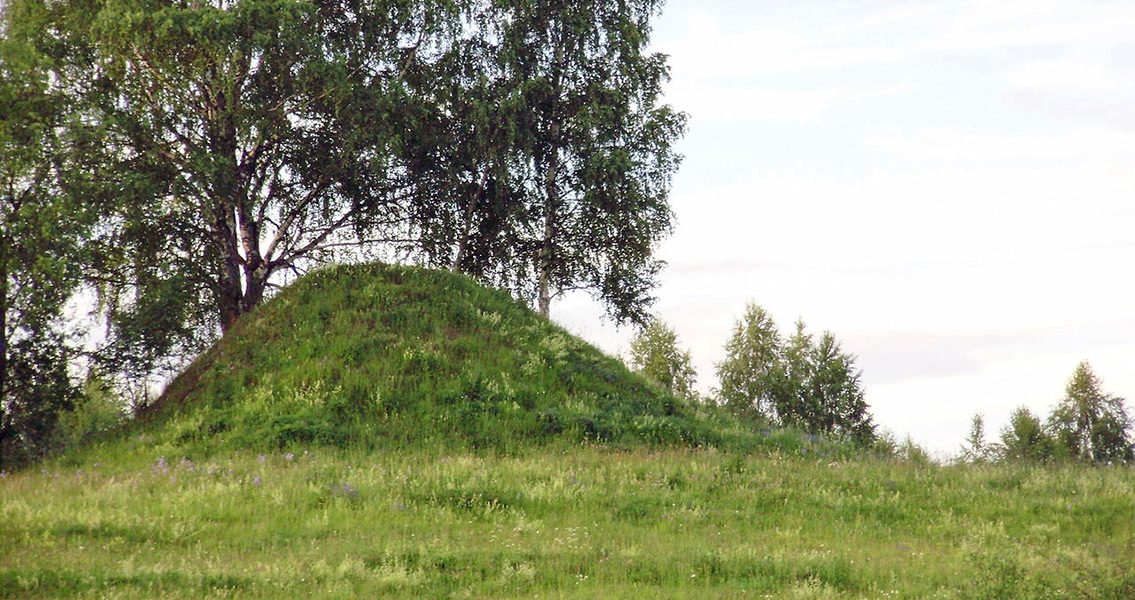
[1,20,102,463]
[628,318,696,401]
[4,0,683,374]
[402,0,685,324]
[1048,362,1132,464]
[998,406,1054,463]
[716,303,875,444]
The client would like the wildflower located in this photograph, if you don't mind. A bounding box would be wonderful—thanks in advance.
[258,455,267,464]
[330,483,358,498]
[283,453,295,461]
[252,475,262,487]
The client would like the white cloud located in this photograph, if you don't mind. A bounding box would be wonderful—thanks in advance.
[920,0,1135,53]
[1008,59,1135,98]
[669,82,911,123]
[1003,56,1135,127]
[659,12,903,81]
[666,84,839,123]
[864,127,1135,165]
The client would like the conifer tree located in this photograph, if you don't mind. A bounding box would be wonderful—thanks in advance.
[803,331,874,444]
[960,412,991,463]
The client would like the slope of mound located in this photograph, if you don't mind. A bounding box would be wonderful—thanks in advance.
[141,263,744,453]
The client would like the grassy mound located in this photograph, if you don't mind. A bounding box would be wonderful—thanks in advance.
[137,263,754,455]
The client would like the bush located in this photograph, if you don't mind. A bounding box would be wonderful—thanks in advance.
[55,378,126,450]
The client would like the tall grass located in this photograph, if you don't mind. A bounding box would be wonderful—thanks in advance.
[3,448,1133,599]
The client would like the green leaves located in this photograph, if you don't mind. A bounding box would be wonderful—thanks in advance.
[716,303,875,445]
[999,407,1054,463]
[1,23,98,465]
[1047,362,1132,464]
[628,318,697,402]
[400,0,685,324]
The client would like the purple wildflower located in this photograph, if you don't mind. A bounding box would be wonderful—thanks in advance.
[331,483,358,498]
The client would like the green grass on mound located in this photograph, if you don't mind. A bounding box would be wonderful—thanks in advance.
[133,263,765,456]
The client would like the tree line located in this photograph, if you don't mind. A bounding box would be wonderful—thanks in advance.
[630,307,1135,462]
[962,361,1134,465]
[1,0,685,465]
[628,302,877,446]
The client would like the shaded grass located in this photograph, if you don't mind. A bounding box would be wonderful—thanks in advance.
[4,448,1134,599]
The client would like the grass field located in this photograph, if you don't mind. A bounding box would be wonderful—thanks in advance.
[5,264,1133,598]
[4,445,1134,599]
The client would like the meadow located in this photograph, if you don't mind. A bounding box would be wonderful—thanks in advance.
[5,264,1135,598]
[3,443,1134,599]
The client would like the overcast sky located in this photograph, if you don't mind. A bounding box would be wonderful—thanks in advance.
[554,0,1135,458]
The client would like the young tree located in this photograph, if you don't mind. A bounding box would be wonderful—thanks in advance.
[773,319,813,426]
[999,407,1054,463]
[802,331,874,444]
[960,412,991,463]
[716,304,875,443]
[1048,362,1133,464]
[716,303,783,419]
[628,318,696,401]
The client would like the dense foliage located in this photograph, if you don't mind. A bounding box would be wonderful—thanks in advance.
[627,318,697,401]
[0,19,106,465]
[403,0,685,323]
[975,362,1135,466]
[1048,362,1133,464]
[716,303,875,445]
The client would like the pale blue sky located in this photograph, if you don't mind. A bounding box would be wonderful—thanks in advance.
[556,0,1135,457]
